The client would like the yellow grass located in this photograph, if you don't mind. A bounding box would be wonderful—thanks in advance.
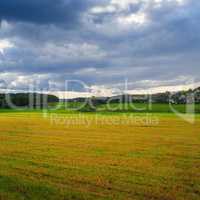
[0,112,200,200]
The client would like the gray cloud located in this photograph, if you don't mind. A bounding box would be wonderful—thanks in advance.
[0,0,200,94]
[0,0,94,26]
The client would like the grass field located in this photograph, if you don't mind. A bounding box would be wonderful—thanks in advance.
[97,103,200,113]
[50,102,200,113]
[0,111,200,200]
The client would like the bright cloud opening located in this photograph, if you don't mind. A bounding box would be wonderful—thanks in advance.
[0,40,14,54]
[118,12,147,25]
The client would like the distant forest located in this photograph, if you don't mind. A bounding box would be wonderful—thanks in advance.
[66,87,200,105]
[0,93,59,109]
[0,87,200,110]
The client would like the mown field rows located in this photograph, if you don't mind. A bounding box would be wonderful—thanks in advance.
[0,112,200,200]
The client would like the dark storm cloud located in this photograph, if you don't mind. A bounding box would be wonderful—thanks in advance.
[0,0,93,26]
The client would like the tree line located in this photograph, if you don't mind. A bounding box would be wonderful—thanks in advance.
[0,93,59,109]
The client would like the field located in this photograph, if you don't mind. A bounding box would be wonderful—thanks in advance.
[0,111,200,200]
[51,102,200,113]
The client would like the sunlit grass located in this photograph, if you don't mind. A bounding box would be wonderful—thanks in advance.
[0,112,200,199]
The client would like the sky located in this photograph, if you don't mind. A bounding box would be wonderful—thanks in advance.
[0,0,200,98]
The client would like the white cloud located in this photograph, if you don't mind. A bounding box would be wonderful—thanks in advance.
[90,0,187,15]
[127,83,200,95]
[38,42,106,63]
[74,67,97,75]
[118,12,148,25]
[53,85,115,99]
[53,91,92,99]
[112,0,187,7]
[90,0,139,14]
[111,0,140,9]
[0,40,14,54]
[90,5,116,14]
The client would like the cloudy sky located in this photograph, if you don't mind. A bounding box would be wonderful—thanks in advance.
[0,0,200,97]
